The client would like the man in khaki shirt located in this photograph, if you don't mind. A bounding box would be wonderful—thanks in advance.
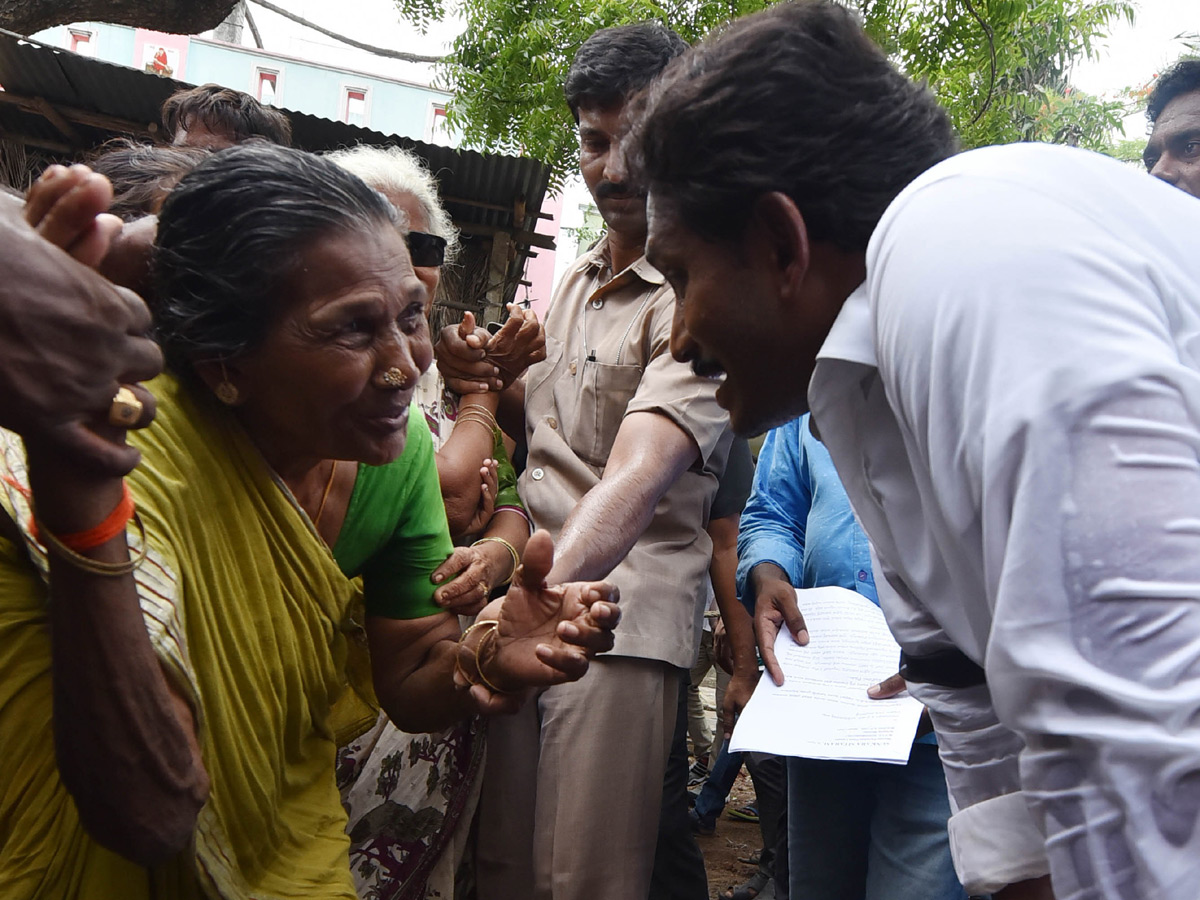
[442,24,731,900]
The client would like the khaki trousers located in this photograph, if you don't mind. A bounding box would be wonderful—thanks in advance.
[476,656,677,900]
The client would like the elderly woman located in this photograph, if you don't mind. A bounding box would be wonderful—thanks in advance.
[0,145,618,898]
[326,144,545,899]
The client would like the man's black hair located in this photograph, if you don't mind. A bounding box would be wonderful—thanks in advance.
[632,0,957,252]
[1147,57,1200,123]
[161,83,293,146]
[564,23,687,122]
[153,143,397,373]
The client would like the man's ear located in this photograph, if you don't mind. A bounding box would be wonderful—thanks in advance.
[749,191,810,306]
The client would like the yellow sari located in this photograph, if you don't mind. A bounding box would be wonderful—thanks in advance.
[0,374,374,899]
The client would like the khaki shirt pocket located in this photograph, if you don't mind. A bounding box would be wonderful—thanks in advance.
[568,360,644,466]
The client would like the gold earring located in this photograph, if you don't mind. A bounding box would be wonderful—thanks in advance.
[215,381,239,405]
[215,362,239,405]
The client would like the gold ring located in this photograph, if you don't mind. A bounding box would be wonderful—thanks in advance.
[380,367,411,389]
[108,386,144,428]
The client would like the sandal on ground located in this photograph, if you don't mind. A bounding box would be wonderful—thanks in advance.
[727,804,759,823]
[721,870,770,900]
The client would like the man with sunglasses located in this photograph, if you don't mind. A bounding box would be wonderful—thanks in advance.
[439,23,734,900]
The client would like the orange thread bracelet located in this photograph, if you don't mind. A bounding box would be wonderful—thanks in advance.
[33,482,135,551]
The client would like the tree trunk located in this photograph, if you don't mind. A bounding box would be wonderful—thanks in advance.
[0,0,240,36]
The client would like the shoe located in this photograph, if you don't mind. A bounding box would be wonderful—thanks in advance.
[687,788,700,808]
[727,804,759,824]
[689,807,716,836]
[687,757,710,788]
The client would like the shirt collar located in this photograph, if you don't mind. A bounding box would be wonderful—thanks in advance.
[582,234,666,288]
[815,282,875,367]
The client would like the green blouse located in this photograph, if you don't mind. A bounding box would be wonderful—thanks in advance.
[332,407,453,619]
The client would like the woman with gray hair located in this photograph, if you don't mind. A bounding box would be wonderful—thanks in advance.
[328,144,545,900]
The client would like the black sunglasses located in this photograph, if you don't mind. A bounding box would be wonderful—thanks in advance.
[407,231,447,267]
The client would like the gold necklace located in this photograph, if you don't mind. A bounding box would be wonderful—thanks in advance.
[313,460,339,528]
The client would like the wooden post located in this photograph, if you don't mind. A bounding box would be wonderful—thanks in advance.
[483,230,511,326]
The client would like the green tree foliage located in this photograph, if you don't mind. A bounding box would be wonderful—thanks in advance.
[411,0,1135,184]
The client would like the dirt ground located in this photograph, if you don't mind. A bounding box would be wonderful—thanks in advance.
[697,768,772,899]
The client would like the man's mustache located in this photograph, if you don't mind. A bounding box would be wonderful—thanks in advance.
[594,181,645,201]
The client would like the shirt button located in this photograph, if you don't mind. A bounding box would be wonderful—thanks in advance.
[547,417,558,430]
[569,361,577,376]
[857,570,868,581]
[531,467,545,481]
[590,298,604,310]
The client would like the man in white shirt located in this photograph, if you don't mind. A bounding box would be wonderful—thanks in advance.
[633,2,1200,899]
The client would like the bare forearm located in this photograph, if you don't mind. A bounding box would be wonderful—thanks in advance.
[547,466,658,584]
[376,638,476,732]
[495,379,526,442]
[436,393,500,536]
[31,458,206,865]
[709,519,755,673]
[482,508,530,566]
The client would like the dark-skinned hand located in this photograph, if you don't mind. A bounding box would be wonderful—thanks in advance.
[866,671,934,739]
[435,312,497,394]
[751,563,808,686]
[484,303,546,389]
[3,165,161,476]
[454,529,620,712]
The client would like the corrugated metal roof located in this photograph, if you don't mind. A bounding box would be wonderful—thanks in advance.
[0,28,551,237]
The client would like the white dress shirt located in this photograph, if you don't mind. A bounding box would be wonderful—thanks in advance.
[809,143,1200,899]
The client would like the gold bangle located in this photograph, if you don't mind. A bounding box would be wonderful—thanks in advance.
[457,404,498,426]
[453,416,497,439]
[472,536,520,588]
[456,619,500,686]
[474,622,513,694]
[36,510,148,577]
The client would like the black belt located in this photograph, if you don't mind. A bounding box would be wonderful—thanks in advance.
[899,648,986,689]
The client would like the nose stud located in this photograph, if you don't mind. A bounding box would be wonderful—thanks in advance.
[380,367,412,390]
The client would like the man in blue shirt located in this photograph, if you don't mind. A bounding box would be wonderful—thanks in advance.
[738,414,964,900]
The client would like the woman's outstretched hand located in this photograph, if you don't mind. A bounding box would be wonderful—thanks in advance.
[455,529,620,712]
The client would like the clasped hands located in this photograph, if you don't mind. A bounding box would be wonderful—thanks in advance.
[453,530,621,715]
[434,305,546,395]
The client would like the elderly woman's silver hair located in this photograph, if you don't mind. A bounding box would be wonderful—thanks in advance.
[326,144,460,266]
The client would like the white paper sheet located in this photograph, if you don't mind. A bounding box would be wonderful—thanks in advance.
[728,585,924,764]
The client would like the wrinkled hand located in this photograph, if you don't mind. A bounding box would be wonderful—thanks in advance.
[24,164,123,267]
[867,671,933,739]
[752,568,807,686]
[432,537,508,617]
[1,166,161,475]
[436,312,500,394]
[454,530,620,710]
[484,303,545,388]
[460,458,498,537]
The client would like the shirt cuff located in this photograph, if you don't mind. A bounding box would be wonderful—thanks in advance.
[947,791,1050,895]
[737,538,804,593]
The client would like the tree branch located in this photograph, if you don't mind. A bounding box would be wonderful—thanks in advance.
[247,0,443,64]
[0,0,239,35]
